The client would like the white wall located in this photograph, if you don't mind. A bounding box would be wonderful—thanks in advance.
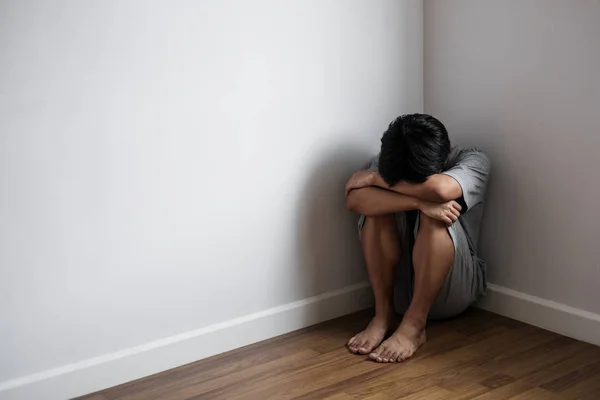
[0,0,423,396]
[425,1,600,315]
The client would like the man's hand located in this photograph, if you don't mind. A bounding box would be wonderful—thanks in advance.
[345,170,377,196]
[419,200,462,226]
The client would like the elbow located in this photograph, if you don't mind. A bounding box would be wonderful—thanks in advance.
[346,191,360,213]
[433,185,453,202]
[347,188,379,215]
[433,181,461,202]
[346,190,368,214]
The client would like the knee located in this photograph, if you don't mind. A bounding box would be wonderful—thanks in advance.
[416,213,454,250]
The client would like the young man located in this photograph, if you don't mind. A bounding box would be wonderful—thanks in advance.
[345,113,490,363]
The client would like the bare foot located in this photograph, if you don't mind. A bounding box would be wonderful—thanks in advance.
[369,318,426,363]
[347,314,393,355]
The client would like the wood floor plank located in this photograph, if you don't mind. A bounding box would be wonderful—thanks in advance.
[469,380,531,399]
[507,387,565,400]
[540,359,600,393]
[77,309,600,400]
[436,327,563,392]
[480,374,516,389]
[447,384,492,399]
[521,345,600,387]
[396,386,454,399]
[487,336,590,380]
[362,394,394,400]
[556,364,600,399]
[322,393,356,400]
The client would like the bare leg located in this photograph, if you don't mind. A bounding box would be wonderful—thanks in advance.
[347,214,401,354]
[370,213,454,363]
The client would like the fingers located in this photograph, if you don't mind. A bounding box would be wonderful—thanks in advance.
[450,206,460,219]
[426,201,462,226]
[443,209,458,226]
[450,211,460,222]
[445,201,462,225]
[451,201,462,212]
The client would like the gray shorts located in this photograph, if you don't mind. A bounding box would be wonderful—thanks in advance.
[358,213,486,320]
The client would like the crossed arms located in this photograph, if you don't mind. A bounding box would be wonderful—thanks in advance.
[345,170,463,226]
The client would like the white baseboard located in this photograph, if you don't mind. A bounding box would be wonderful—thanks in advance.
[477,283,600,347]
[0,282,373,400]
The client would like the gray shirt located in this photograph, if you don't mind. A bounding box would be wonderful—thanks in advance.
[369,147,491,254]
[441,147,491,253]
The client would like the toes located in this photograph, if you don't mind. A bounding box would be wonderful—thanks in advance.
[355,337,364,347]
[358,340,373,354]
[371,354,382,362]
[348,335,357,346]
[353,338,365,350]
[381,349,393,363]
[390,351,399,362]
[369,346,385,362]
[347,339,357,352]
[397,351,407,362]
[349,335,369,354]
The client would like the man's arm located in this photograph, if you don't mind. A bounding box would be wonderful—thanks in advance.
[372,173,462,203]
[347,187,461,225]
[346,187,421,216]
[345,170,462,203]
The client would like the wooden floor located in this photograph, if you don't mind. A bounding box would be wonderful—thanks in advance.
[79,309,600,400]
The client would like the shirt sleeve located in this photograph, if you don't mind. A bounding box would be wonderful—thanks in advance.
[442,149,490,209]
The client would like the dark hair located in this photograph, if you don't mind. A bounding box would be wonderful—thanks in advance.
[378,113,451,185]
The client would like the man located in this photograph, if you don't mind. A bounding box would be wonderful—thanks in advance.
[345,113,490,363]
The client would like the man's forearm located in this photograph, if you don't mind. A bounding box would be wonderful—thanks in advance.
[346,187,421,216]
[371,173,460,203]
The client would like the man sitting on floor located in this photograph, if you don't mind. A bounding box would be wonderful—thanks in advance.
[345,113,490,363]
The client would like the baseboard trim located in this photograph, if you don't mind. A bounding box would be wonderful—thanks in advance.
[477,283,600,347]
[0,282,373,400]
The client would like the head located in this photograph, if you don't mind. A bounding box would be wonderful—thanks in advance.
[378,113,451,185]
